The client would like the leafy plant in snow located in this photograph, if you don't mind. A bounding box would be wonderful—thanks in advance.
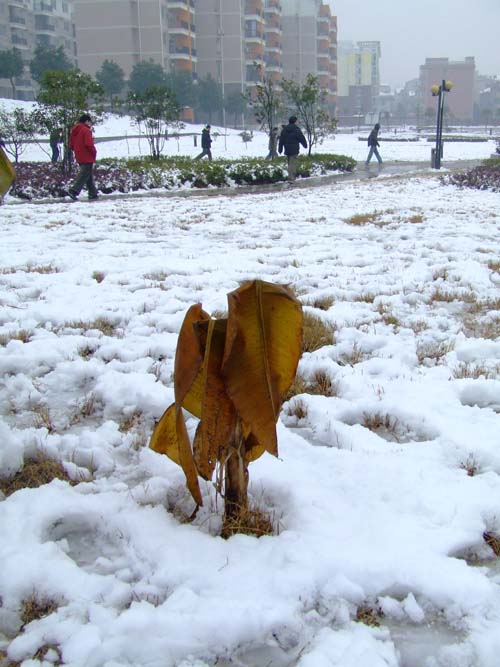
[149,280,303,535]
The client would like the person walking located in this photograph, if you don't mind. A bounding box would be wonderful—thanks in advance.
[366,122,382,166]
[195,125,212,161]
[49,127,62,163]
[265,126,279,160]
[278,116,307,182]
[67,114,99,201]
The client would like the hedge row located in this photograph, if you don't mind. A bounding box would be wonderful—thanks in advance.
[9,154,357,201]
[441,159,500,192]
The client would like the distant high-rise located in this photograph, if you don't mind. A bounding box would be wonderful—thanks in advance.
[337,40,381,121]
[281,0,337,113]
[0,0,77,100]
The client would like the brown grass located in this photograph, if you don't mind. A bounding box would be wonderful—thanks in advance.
[0,329,33,347]
[32,404,56,433]
[92,270,106,283]
[302,312,336,353]
[20,594,60,627]
[119,410,143,433]
[337,341,365,366]
[0,455,72,497]
[221,504,277,539]
[66,317,118,336]
[355,605,382,627]
[286,398,308,420]
[453,362,500,380]
[308,295,335,311]
[487,260,500,273]
[483,531,500,556]
[459,454,480,477]
[416,340,454,365]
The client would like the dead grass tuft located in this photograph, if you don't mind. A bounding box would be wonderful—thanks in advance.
[302,312,336,353]
[23,263,59,274]
[309,369,339,396]
[355,605,382,627]
[20,594,60,627]
[221,504,278,539]
[308,295,335,311]
[66,317,118,336]
[32,404,57,433]
[483,531,500,556]
[459,453,480,477]
[337,341,365,366]
[119,410,143,433]
[0,329,33,347]
[487,260,500,273]
[286,398,308,420]
[362,412,404,442]
[416,340,454,365]
[284,374,309,400]
[453,362,500,380]
[0,455,72,497]
[92,270,106,283]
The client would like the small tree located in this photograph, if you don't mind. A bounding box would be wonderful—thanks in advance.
[29,45,72,84]
[96,59,125,110]
[0,48,24,99]
[0,106,39,163]
[127,85,181,160]
[128,60,166,94]
[281,73,336,155]
[149,280,303,536]
[246,68,284,159]
[225,91,247,127]
[165,70,197,109]
[36,69,105,173]
[195,74,223,124]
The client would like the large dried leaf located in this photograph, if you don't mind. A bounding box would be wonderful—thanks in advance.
[175,406,202,506]
[222,280,303,457]
[195,319,236,479]
[0,146,16,197]
[174,304,211,406]
[149,403,180,463]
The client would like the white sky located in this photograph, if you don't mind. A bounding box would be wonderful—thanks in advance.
[329,0,500,89]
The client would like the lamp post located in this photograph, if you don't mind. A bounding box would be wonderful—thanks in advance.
[431,79,453,169]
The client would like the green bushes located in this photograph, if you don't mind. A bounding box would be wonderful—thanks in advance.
[10,153,356,200]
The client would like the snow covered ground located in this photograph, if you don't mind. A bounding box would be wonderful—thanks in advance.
[1,100,500,667]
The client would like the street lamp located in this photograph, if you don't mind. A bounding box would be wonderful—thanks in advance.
[431,79,453,169]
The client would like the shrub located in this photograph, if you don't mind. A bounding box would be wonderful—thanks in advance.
[7,153,356,200]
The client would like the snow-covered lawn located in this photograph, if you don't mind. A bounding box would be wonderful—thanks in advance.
[1,102,500,667]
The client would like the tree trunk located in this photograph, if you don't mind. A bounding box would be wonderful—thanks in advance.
[223,420,248,535]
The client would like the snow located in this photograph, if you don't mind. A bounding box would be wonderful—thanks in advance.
[1,99,500,667]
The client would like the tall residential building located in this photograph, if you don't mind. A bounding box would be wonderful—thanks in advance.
[280,0,337,113]
[419,57,475,122]
[195,0,267,99]
[264,0,282,84]
[0,0,77,100]
[74,0,196,79]
[337,40,381,121]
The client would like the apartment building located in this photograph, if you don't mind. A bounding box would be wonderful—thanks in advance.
[264,0,282,84]
[337,40,381,122]
[74,0,196,79]
[419,57,475,122]
[1,0,77,99]
[280,0,337,113]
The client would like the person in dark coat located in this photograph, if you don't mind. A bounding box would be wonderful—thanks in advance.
[67,114,99,201]
[278,115,307,181]
[366,122,382,166]
[49,127,62,163]
[195,125,213,161]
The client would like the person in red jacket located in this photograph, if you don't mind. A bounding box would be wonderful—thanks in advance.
[67,114,98,201]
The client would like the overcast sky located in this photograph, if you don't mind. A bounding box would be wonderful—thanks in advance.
[329,0,500,89]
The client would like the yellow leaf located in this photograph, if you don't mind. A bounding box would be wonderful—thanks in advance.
[176,406,202,506]
[222,280,303,457]
[244,432,267,463]
[0,146,16,197]
[174,304,211,407]
[196,319,236,479]
[149,403,180,463]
